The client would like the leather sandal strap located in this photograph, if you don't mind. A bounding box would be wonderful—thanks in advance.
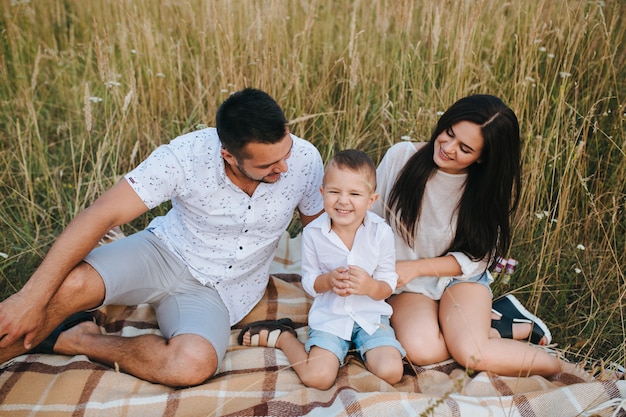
[491,316,514,339]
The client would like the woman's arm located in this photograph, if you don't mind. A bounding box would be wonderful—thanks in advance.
[395,255,462,288]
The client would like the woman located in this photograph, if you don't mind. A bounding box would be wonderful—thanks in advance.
[372,95,574,376]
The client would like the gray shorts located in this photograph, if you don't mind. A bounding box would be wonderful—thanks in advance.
[84,230,230,368]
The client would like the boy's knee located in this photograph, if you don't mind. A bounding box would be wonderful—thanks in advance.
[365,349,404,385]
[300,366,338,390]
[302,375,336,391]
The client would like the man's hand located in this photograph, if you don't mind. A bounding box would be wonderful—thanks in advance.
[0,291,46,350]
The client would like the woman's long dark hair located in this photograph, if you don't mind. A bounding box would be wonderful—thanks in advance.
[385,95,521,262]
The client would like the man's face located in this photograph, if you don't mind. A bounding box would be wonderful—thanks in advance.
[222,133,293,184]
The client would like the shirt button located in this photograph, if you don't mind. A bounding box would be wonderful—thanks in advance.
[228,265,233,269]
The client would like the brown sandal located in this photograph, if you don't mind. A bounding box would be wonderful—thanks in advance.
[237,318,296,348]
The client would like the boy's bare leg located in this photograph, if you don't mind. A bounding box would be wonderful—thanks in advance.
[364,346,403,385]
[242,329,340,390]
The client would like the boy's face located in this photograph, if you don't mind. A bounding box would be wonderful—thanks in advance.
[321,165,378,230]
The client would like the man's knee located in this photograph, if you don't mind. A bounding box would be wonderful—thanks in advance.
[164,335,219,386]
[55,262,106,311]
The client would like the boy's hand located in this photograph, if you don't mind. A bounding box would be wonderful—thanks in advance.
[344,265,373,296]
[345,265,393,300]
[329,267,350,296]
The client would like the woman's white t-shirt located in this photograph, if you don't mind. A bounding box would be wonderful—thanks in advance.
[371,141,491,300]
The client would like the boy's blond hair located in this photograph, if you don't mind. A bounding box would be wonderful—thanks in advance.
[324,149,377,192]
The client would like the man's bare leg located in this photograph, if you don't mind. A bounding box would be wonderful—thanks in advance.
[55,323,218,387]
[1,262,218,387]
[0,262,104,363]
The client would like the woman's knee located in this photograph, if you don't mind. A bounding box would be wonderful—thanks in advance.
[389,293,448,365]
[396,327,449,365]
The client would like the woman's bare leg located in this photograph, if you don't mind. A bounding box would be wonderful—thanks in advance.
[440,283,569,377]
[242,328,340,390]
[388,292,450,365]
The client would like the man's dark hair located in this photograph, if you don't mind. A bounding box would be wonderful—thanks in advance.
[216,88,288,158]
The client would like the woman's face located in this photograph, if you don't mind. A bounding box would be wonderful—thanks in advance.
[433,121,484,174]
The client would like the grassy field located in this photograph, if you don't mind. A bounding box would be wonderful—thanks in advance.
[1,0,624,367]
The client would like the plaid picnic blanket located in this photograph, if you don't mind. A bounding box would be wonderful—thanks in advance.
[1,233,625,417]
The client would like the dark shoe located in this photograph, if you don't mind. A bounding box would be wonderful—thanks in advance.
[28,311,94,354]
[491,295,552,345]
[237,318,296,348]
[490,315,515,338]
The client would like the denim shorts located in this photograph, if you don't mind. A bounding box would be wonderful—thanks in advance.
[304,316,406,365]
[446,271,493,296]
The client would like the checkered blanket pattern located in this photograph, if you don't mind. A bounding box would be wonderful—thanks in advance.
[1,233,624,417]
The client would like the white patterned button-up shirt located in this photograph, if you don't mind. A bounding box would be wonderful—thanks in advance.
[125,128,324,324]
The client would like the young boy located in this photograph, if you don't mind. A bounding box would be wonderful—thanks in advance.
[239,149,405,390]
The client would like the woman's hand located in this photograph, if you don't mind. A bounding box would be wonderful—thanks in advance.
[395,256,464,288]
[395,260,419,288]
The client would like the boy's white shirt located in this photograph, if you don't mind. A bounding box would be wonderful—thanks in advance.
[301,211,398,339]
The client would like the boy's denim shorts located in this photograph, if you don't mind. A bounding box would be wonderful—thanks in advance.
[305,316,406,365]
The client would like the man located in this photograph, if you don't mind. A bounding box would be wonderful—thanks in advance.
[0,88,324,387]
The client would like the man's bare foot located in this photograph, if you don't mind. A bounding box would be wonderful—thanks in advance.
[54,321,101,355]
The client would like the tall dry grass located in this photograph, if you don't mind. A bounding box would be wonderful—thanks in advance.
[0,0,624,365]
